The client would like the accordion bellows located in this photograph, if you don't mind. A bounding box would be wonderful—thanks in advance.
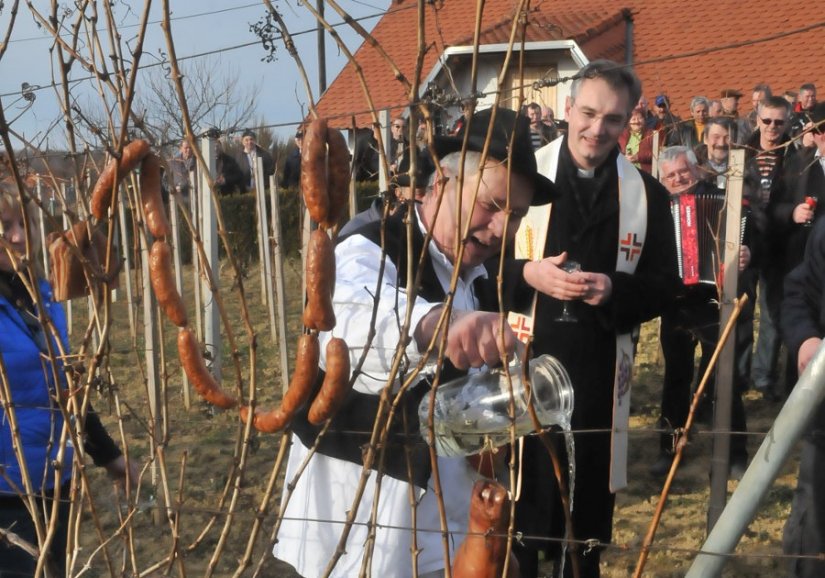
[671,189,727,285]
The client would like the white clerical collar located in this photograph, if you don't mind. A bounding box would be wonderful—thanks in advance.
[578,168,596,179]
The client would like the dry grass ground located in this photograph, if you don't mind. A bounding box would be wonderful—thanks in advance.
[74,259,796,577]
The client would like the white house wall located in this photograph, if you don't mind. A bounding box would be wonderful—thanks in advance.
[429,47,584,128]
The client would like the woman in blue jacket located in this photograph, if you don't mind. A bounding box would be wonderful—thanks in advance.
[0,184,135,576]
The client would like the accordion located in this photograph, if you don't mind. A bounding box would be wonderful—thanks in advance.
[670,188,737,286]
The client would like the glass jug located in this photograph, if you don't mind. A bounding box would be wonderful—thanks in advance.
[419,354,574,457]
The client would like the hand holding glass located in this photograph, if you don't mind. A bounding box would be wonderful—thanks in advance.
[555,260,582,322]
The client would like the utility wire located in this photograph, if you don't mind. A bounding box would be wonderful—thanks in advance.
[6,2,265,44]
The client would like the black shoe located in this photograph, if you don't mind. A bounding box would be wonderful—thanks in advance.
[649,452,675,477]
[729,456,747,481]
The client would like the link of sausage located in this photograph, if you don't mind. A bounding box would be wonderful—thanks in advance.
[239,333,320,433]
[324,127,350,230]
[301,119,330,225]
[149,240,188,328]
[453,480,514,578]
[307,337,351,425]
[140,153,171,239]
[91,139,151,220]
[302,229,336,331]
[177,327,237,409]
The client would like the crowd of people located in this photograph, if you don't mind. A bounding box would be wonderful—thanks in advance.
[273,62,824,578]
[3,57,823,577]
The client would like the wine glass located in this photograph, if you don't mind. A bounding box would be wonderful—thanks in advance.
[555,260,581,323]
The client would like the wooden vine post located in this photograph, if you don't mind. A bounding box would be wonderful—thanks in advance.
[708,148,745,529]
[138,170,162,497]
[117,184,137,346]
[168,180,190,409]
[268,175,289,375]
[253,153,268,305]
[255,158,277,342]
[378,109,391,192]
[199,133,222,386]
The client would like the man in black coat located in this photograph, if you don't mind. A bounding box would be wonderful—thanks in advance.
[780,216,825,578]
[747,96,797,399]
[504,60,681,578]
[234,129,275,192]
[769,102,825,389]
[279,129,302,189]
[652,146,753,478]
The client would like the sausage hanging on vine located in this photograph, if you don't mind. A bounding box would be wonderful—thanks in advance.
[240,333,320,433]
[307,337,351,425]
[91,139,151,220]
[177,327,237,409]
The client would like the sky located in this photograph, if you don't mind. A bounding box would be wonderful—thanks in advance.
[0,0,390,149]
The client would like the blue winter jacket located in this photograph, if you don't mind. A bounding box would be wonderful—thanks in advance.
[0,279,73,495]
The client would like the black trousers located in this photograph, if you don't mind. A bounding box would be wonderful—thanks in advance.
[0,486,70,578]
[659,298,748,460]
[783,404,825,578]
[513,432,613,578]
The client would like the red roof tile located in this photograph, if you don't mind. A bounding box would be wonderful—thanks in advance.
[316,1,825,127]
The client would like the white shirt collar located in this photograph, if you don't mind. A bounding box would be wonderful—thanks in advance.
[415,205,488,306]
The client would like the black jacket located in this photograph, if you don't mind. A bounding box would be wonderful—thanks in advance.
[502,141,681,547]
[782,217,825,357]
[234,145,275,191]
[769,146,825,274]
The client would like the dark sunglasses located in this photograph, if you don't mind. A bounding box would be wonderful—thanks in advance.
[760,117,786,127]
[392,124,405,129]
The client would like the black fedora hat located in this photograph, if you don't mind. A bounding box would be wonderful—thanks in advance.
[433,107,557,205]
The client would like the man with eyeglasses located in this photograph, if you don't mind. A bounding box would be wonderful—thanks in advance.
[389,116,408,173]
[765,102,825,394]
[653,146,753,479]
[503,59,680,578]
[745,95,797,401]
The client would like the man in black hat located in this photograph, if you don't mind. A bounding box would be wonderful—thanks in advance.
[502,59,681,578]
[276,106,556,578]
[720,88,752,144]
[234,128,275,192]
[652,94,681,150]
